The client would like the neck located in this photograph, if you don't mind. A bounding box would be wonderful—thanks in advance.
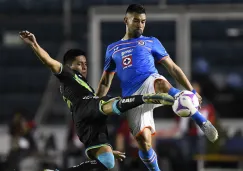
[123,32,135,40]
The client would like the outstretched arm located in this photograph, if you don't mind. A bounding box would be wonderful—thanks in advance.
[19,30,61,73]
[151,37,202,102]
[161,57,193,91]
[160,57,202,102]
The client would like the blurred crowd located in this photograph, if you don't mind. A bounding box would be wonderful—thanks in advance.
[0,1,243,171]
[0,81,243,171]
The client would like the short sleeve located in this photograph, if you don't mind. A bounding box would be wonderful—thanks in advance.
[151,37,169,62]
[104,46,116,72]
[54,64,74,81]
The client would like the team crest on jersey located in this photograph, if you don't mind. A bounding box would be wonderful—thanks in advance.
[138,40,145,46]
[114,47,119,51]
[122,55,132,69]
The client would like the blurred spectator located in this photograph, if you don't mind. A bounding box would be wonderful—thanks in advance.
[226,72,243,89]
[192,57,218,101]
[62,120,85,169]
[6,110,37,171]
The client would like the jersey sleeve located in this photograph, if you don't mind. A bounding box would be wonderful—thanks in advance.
[54,64,74,81]
[151,37,169,62]
[104,46,116,72]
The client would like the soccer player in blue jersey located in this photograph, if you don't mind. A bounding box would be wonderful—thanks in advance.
[97,4,218,171]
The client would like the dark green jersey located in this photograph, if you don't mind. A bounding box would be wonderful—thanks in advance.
[54,65,95,111]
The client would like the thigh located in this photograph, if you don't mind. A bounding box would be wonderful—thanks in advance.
[126,74,165,136]
[126,105,155,136]
[76,120,111,156]
[73,97,112,150]
[74,96,113,122]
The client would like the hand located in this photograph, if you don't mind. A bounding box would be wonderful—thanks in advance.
[113,150,126,161]
[19,30,37,46]
[195,92,202,108]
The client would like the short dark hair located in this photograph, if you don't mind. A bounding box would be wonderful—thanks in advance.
[63,49,86,65]
[126,4,146,14]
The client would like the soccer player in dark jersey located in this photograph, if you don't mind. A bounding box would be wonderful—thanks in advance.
[19,30,174,171]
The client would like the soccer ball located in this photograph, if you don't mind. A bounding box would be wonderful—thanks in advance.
[172,90,199,117]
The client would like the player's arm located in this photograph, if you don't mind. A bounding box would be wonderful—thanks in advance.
[160,57,194,91]
[96,71,115,97]
[19,30,61,73]
[152,37,202,102]
[96,46,116,97]
[161,57,203,103]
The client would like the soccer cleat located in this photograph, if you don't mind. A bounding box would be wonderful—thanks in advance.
[180,97,219,143]
[199,120,219,143]
[143,93,174,105]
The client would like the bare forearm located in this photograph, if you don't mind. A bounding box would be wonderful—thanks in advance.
[169,66,193,91]
[96,83,110,97]
[31,43,54,66]
[31,43,61,73]
[96,72,114,97]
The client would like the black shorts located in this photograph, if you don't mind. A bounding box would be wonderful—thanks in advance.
[72,96,115,149]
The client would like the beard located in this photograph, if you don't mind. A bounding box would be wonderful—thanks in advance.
[132,29,143,38]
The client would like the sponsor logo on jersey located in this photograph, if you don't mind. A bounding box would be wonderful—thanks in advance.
[121,98,135,103]
[82,96,99,99]
[122,55,132,69]
[121,49,133,56]
[138,40,145,46]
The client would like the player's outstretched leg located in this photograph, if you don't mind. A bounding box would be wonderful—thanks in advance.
[44,146,116,171]
[143,93,174,105]
[43,159,108,171]
[180,96,219,142]
[154,79,210,127]
[168,87,209,124]
[168,87,218,142]
[100,93,174,116]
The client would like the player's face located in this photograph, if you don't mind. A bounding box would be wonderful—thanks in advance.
[71,55,87,78]
[125,13,146,38]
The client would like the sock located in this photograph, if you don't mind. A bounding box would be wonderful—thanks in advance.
[191,110,207,125]
[168,87,180,97]
[58,159,107,171]
[139,148,161,171]
[116,95,144,113]
[168,87,207,125]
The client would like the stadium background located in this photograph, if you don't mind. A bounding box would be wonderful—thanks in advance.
[0,0,243,171]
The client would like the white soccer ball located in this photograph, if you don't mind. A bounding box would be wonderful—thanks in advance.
[172,90,199,117]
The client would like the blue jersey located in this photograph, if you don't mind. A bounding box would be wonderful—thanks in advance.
[104,36,169,96]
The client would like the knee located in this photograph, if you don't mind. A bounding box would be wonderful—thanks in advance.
[136,133,152,151]
[154,79,172,93]
[97,152,115,170]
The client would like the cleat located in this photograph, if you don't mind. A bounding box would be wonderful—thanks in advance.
[143,93,174,105]
[174,95,219,143]
[199,120,219,143]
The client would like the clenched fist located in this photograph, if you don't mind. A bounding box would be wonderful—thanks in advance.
[19,30,37,46]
